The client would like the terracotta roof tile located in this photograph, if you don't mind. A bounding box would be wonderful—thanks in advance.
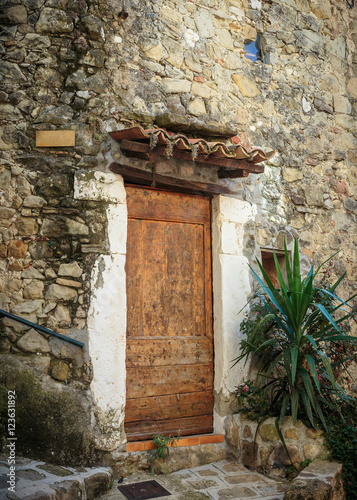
[109,126,276,164]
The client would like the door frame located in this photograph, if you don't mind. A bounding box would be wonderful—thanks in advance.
[83,172,255,449]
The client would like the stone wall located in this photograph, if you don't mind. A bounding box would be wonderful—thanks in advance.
[225,414,329,471]
[285,460,345,500]
[0,0,356,463]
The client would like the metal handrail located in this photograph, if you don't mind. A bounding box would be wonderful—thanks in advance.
[0,309,84,348]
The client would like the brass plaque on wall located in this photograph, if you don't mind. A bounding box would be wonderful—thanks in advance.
[36,130,75,147]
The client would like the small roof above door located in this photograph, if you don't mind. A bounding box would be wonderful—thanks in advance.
[109,125,276,178]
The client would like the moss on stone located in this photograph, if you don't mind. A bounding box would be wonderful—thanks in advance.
[0,357,101,466]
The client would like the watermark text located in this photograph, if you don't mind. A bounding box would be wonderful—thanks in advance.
[7,390,16,493]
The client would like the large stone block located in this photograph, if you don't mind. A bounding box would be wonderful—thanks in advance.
[272,444,302,466]
[184,57,202,73]
[6,279,22,293]
[285,429,299,440]
[23,196,46,208]
[0,5,27,25]
[187,97,206,116]
[66,219,89,236]
[347,77,357,98]
[0,293,10,311]
[304,186,324,207]
[56,278,82,288]
[81,49,106,69]
[17,177,32,197]
[206,41,222,61]
[334,95,352,114]
[21,267,45,280]
[58,262,83,278]
[224,415,240,453]
[224,53,241,70]
[0,169,11,191]
[285,461,343,500]
[191,81,211,98]
[35,105,73,126]
[333,211,354,232]
[41,218,66,237]
[195,10,215,38]
[0,207,16,226]
[232,73,260,97]
[66,70,107,93]
[83,472,115,499]
[163,38,184,68]
[14,218,38,236]
[45,285,78,302]
[0,104,22,122]
[285,479,332,500]
[51,359,69,381]
[259,424,280,442]
[241,440,258,467]
[23,281,44,300]
[141,39,163,62]
[81,15,105,41]
[283,168,304,182]
[36,8,73,34]
[53,303,71,325]
[311,2,331,19]
[12,300,43,315]
[0,355,99,465]
[3,316,34,333]
[17,329,51,353]
[8,240,28,259]
[161,78,192,93]
[17,33,51,50]
[29,241,53,260]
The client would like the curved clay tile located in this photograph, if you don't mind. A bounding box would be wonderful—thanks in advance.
[109,126,276,164]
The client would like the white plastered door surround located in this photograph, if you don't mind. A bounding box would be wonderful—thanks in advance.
[74,172,254,450]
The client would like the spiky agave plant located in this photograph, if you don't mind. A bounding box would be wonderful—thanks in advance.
[234,239,357,429]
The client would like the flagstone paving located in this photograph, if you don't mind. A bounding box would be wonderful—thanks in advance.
[0,457,288,499]
[0,456,112,499]
[100,460,288,500]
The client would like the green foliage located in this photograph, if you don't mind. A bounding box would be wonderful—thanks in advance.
[235,380,277,422]
[152,432,181,459]
[324,403,357,500]
[233,239,357,430]
[287,459,312,478]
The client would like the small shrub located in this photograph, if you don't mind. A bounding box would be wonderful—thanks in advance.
[152,432,180,459]
[324,404,357,500]
[235,380,277,422]
[233,239,357,430]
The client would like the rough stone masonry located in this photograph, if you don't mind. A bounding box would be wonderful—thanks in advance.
[0,0,356,466]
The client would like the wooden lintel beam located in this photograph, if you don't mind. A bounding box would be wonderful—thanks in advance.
[120,139,264,172]
[109,162,234,196]
[218,166,264,178]
[218,169,249,178]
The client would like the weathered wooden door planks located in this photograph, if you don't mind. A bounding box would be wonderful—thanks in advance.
[125,187,213,441]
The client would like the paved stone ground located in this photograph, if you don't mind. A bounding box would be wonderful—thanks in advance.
[0,456,112,499]
[100,460,288,500]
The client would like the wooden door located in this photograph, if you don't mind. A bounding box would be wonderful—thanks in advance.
[125,187,213,441]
